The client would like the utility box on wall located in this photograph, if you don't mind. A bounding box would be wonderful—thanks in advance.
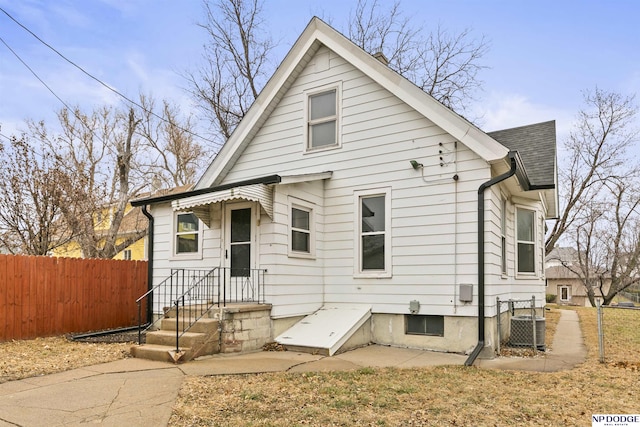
[459,284,473,303]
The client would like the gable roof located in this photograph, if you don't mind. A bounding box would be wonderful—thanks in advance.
[488,121,557,189]
[195,17,510,190]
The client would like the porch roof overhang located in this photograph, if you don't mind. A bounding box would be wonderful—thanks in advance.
[172,183,274,226]
[131,172,333,226]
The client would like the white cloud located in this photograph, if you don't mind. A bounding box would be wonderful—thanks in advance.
[475,91,576,141]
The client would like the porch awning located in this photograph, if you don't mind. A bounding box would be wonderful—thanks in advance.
[171,183,273,226]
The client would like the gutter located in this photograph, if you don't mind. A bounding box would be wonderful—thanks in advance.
[465,151,518,366]
[141,205,154,324]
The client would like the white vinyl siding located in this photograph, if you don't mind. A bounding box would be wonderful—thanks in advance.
[208,45,547,317]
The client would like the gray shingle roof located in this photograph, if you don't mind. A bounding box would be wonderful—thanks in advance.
[488,120,556,188]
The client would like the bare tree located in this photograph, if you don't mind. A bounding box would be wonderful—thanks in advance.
[348,0,489,112]
[136,94,207,188]
[186,0,274,145]
[29,106,148,259]
[546,88,639,255]
[188,0,489,145]
[563,178,640,306]
[0,133,71,255]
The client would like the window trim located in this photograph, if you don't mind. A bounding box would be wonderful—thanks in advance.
[171,211,203,260]
[559,285,571,302]
[354,187,392,278]
[123,249,132,261]
[501,196,508,276]
[303,82,342,152]
[516,207,536,275]
[288,198,316,259]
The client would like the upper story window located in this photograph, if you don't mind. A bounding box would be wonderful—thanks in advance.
[355,188,392,277]
[175,212,201,256]
[306,84,340,151]
[516,208,535,273]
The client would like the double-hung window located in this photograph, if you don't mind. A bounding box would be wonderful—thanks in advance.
[289,199,315,258]
[175,212,200,256]
[306,85,339,150]
[355,188,391,277]
[516,208,535,273]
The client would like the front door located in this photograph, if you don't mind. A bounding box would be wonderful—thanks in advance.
[225,203,254,277]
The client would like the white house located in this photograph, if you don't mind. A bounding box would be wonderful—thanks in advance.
[132,18,557,363]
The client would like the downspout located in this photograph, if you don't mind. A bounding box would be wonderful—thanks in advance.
[465,151,518,366]
[141,205,154,324]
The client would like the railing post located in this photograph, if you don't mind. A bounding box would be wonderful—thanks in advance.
[496,297,501,354]
[531,295,537,352]
[137,301,142,345]
[175,298,180,354]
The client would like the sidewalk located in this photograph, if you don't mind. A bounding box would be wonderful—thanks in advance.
[0,310,585,427]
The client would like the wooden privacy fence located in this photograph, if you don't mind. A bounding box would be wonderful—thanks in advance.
[0,254,148,341]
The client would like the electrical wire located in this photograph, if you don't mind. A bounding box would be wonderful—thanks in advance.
[0,6,221,147]
[0,36,77,116]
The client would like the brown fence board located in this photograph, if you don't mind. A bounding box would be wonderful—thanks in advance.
[0,255,148,341]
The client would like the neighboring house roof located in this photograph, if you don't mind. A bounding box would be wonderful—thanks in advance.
[195,17,512,190]
[546,246,579,267]
[546,265,582,280]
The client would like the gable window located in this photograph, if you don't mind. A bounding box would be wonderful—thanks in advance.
[306,84,340,151]
[123,249,132,260]
[175,212,200,255]
[288,198,315,258]
[355,188,391,277]
[516,208,535,273]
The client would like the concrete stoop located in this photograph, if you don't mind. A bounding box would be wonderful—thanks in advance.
[130,304,273,363]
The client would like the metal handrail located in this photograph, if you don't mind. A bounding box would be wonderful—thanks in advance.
[136,269,181,344]
[135,267,267,349]
[171,267,267,353]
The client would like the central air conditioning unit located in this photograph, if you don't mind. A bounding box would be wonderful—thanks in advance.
[509,315,546,350]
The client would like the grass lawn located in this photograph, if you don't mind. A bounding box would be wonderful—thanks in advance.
[169,307,639,427]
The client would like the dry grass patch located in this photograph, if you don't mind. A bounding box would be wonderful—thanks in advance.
[0,336,131,383]
[169,307,639,427]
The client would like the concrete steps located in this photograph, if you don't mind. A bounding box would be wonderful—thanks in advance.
[130,317,220,363]
[130,303,273,363]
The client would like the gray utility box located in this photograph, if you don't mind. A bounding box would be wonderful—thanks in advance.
[509,315,546,350]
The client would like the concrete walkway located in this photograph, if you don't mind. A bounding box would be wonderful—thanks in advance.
[0,310,586,427]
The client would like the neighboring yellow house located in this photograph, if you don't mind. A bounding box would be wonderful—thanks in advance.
[51,203,147,260]
[53,185,191,260]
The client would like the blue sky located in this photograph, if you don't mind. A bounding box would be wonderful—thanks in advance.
[1,0,639,146]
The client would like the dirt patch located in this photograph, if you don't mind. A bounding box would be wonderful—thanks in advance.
[0,336,131,384]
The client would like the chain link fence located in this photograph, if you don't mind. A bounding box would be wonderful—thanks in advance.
[496,296,546,354]
[596,302,640,364]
